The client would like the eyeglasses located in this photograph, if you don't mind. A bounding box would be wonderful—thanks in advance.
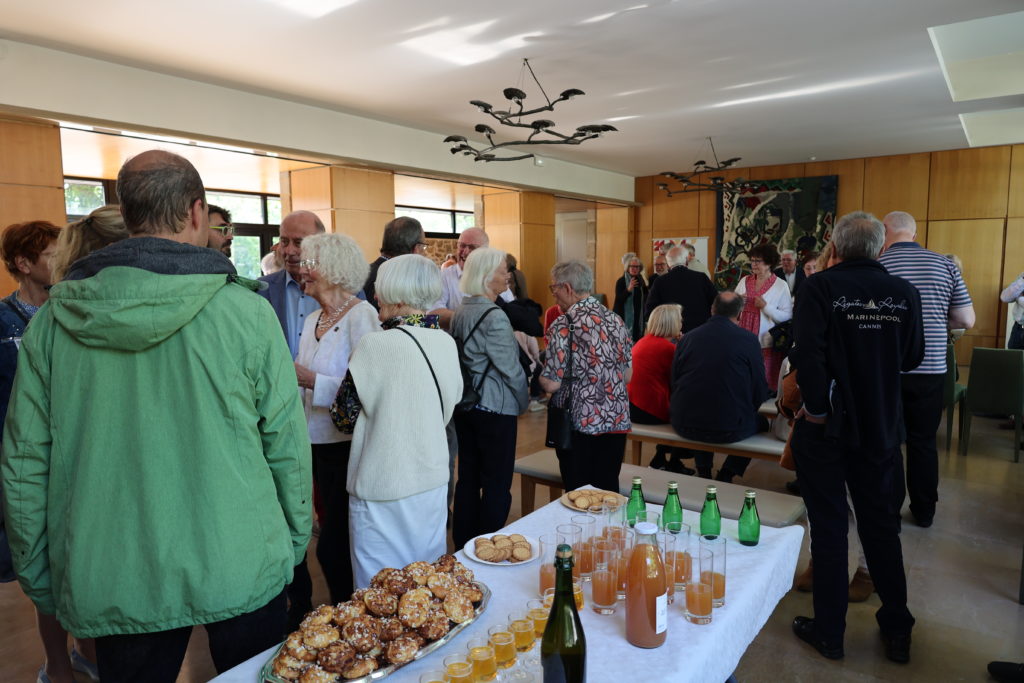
[211,226,234,238]
[749,258,764,264]
[416,241,429,250]
[298,258,319,269]
[548,283,566,294]
[458,242,481,253]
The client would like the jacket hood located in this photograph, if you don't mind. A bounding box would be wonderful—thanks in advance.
[49,237,254,351]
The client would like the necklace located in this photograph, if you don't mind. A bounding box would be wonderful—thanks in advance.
[316,295,357,334]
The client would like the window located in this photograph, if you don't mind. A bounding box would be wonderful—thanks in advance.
[64,179,107,219]
[395,206,475,237]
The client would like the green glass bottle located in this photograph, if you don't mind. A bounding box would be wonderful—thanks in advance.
[662,481,683,531]
[738,489,761,546]
[541,544,587,683]
[626,476,646,527]
[699,485,721,537]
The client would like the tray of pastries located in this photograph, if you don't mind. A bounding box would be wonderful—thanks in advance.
[261,554,490,682]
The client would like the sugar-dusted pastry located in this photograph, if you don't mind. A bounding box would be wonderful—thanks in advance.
[316,641,356,674]
[403,560,433,585]
[382,569,417,596]
[299,664,339,683]
[341,654,378,680]
[417,611,451,641]
[433,553,457,573]
[443,590,474,623]
[302,624,340,650]
[377,616,405,642]
[384,634,421,665]
[341,615,381,653]
[271,655,303,681]
[398,587,433,629]
[285,632,318,662]
[426,571,457,599]
[362,587,398,617]
[332,600,366,625]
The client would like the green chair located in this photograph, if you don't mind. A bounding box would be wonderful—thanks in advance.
[959,348,1024,462]
[943,343,966,451]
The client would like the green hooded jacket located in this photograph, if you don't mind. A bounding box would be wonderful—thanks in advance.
[1,238,312,637]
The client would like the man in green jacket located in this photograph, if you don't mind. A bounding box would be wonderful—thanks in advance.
[1,150,312,682]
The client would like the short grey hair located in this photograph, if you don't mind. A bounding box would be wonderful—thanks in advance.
[116,151,206,235]
[666,246,687,267]
[376,254,441,311]
[882,210,916,237]
[460,246,506,297]
[300,232,369,293]
[621,251,637,266]
[780,249,796,258]
[832,211,885,261]
[551,260,593,295]
[623,256,645,277]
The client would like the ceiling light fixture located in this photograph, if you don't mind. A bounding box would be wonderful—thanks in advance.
[656,137,745,196]
[443,58,616,162]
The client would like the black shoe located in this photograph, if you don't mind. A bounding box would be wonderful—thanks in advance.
[715,469,736,484]
[792,617,843,660]
[911,508,934,528]
[785,479,801,496]
[696,468,713,480]
[665,459,696,476]
[880,631,911,664]
[649,453,668,470]
[988,661,1024,683]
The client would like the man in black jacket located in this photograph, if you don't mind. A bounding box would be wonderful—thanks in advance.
[774,248,805,294]
[788,211,924,665]
[363,216,426,309]
[669,291,769,481]
[644,245,717,333]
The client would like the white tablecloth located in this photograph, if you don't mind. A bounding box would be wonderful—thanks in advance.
[213,492,803,683]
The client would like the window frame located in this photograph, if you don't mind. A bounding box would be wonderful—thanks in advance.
[394,204,475,239]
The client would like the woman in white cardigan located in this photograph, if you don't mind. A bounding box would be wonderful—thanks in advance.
[734,243,792,388]
[295,233,380,601]
[332,255,462,587]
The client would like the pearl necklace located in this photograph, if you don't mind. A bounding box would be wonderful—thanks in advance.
[316,295,357,334]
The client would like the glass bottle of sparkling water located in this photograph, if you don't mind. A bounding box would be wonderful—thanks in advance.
[626,476,645,527]
[738,489,761,546]
[541,544,587,683]
[699,485,721,537]
[662,481,683,531]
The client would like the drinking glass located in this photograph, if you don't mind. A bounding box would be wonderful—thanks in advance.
[466,636,498,682]
[699,534,728,608]
[588,504,606,537]
[665,522,692,592]
[614,527,635,601]
[685,547,714,625]
[656,529,678,604]
[488,624,517,670]
[636,509,660,529]
[420,671,447,683]
[537,533,564,597]
[509,609,536,653]
[547,584,584,610]
[526,598,548,640]
[555,524,582,581]
[444,654,474,683]
[570,514,596,581]
[591,539,618,615]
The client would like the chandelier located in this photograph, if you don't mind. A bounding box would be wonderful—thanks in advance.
[657,137,746,195]
[444,59,616,162]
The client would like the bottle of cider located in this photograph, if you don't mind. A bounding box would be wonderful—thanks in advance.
[625,521,668,648]
[625,476,646,527]
[541,544,587,683]
[738,489,761,546]
[662,481,683,531]
[699,485,721,537]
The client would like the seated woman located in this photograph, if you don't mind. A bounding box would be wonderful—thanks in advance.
[332,254,462,587]
[627,304,692,474]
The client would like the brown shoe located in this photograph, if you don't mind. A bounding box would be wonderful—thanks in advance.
[795,561,813,592]
[848,568,874,602]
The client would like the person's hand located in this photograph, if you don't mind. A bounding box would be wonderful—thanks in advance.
[795,406,826,424]
[295,362,316,390]
[626,277,636,292]
[754,295,767,309]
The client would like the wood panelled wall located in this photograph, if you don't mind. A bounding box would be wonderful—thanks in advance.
[0,117,66,295]
[482,190,556,312]
[632,144,1024,362]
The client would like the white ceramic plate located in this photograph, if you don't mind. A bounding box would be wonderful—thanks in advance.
[463,534,540,566]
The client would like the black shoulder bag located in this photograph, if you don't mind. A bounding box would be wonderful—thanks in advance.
[454,306,498,414]
[545,321,575,450]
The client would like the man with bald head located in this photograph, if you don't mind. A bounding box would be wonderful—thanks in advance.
[2,150,311,680]
[258,209,326,358]
[645,244,717,333]
[438,227,513,310]
[878,210,974,528]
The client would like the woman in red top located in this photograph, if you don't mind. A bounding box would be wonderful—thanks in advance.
[627,304,691,473]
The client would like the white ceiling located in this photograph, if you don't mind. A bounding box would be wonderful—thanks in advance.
[2,0,1023,177]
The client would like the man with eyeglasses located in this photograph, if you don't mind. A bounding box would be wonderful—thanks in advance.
[434,227,513,326]
[207,204,233,257]
[363,216,429,310]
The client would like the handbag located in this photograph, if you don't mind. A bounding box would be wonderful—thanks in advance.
[454,307,497,414]
[545,322,575,450]
[768,319,793,354]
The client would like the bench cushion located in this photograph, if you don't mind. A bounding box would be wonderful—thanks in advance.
[628,424,785,457]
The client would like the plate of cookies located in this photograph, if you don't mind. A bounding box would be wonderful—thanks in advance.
[463,533,538,566]
[560,488,627,512]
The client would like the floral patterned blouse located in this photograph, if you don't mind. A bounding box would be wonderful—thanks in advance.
[542,297,632,435]
[330,314,440,433]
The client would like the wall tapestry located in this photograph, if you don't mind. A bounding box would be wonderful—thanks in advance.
[714,175,837,290]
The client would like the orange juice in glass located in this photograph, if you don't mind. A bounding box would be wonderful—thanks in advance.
[557,524,582,580]
[509,611,535,653]
[527,599,548,638]
[571,514,597,580]
[573,579,585,610]
[591,539,618,614]
[685,547,714,625]
[466,636,497,682]
[537,533,564,597]
[443,654,473,683]
[488,625,516,670]
[699,534,728,607]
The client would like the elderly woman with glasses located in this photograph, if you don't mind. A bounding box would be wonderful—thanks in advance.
[294,233,380,601]
[449,247,529,549]
[735,243,792,388]
[541,260,633,492]
[613,255,649,341]
[331,254,462,586]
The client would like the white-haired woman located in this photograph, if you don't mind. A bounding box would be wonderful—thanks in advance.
[295,232,380,600]
[449,247,528,549]
[613,255,649,341]
[331,254,462,585]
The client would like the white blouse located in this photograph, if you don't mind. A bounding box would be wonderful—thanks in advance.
[295,300,381,444]
[735,276,793,348]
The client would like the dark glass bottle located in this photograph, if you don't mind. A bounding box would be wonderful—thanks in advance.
[699,485,721,537]
[662,481,683,531]
[541,544,587,683]
[738,489,761,546]
[626,476,646,527]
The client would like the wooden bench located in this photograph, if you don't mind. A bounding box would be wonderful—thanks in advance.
[513,449,805,527]
[627,423,786,466]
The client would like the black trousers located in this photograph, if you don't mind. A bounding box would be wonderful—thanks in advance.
[897,373,944,520]
[1009,321,1024,351]
[453,410,518,548]
[792,419,914,643]
[556,431,626,493]
[313,441,354,603]
[688,416,770,477]
[95,589,286,682]
[285,555,312,632]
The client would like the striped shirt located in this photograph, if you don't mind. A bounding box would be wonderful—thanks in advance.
[879,242,971,374]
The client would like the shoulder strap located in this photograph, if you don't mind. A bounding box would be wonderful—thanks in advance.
[2,299,30,326]
[396,327,444,414]
[462,305,498,344]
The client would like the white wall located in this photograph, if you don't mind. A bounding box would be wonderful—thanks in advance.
[0,40,635,203]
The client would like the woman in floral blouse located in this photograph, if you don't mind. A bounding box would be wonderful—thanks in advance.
[540,260,633,492]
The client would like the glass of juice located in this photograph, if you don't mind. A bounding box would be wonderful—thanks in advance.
[556,524,583,580]
[443,654,474,683]
[591,539,618,615]
[685,548,714,625]
[466,636,498,682]
[526,598,548,639]
[509,609,536,653]
[614,527,635,601]
[570,514,596,581]
[487,624,516,670]
[573,579,585,610]
[699,534,728,608]
[537,533,564,597]
[656,529,678,604]
[420,671,447,683]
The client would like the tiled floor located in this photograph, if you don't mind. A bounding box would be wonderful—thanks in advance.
[1,408,1020,682]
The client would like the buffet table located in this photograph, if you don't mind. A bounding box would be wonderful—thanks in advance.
[214,491,803,682]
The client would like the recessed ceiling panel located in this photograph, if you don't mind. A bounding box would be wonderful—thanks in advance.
[960,108,1024,147]
[929,10,1024,102]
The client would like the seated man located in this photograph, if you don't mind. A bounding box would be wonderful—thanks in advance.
[669,291,770,481]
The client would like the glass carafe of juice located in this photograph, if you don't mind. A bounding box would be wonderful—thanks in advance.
[625,521,668,649]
